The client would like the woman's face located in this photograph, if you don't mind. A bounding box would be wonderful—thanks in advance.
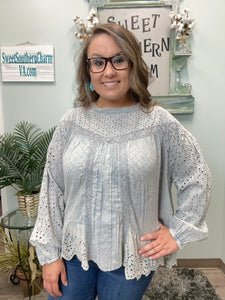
[87,33,132,108]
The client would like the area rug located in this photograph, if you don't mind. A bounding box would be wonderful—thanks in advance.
[143,267,221,300]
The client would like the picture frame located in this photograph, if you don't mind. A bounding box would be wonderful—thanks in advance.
[93,0,194,114]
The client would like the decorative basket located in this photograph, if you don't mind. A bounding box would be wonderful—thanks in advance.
[17,193,40,218]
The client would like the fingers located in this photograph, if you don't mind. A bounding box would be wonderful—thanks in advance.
[61,266,68,287]
[43,258,66,297]
[43,274,63,297]
[140,223,164,242]
[149,248,169,260]
[139,225,179,260]
[139,243,162,258]
[44,281,63,298]
[140,232,158,241]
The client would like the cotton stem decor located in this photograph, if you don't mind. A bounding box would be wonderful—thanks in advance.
[73,8,99,41]
[169,8,195,42]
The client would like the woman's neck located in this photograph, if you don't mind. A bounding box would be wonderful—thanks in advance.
[95,96,136,108]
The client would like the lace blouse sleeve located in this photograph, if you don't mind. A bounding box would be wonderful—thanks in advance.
[160,110,211,249]
[30,112,72,265]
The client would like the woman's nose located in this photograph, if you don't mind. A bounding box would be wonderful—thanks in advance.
[104,61,116,76]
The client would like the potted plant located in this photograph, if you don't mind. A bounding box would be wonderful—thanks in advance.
[0,226,42,296]
[0,121,55,217]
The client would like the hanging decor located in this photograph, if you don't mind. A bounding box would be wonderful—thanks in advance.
[169,8,195,95]
[169,8,195,53]
[0,45,54,82]
[73,8,99,41]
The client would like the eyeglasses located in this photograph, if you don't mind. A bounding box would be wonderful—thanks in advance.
[86,53,129,73]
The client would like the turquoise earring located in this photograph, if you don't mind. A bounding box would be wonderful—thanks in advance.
[90,82,94,91]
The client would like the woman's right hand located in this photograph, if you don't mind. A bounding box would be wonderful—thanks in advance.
[43,258,68,297]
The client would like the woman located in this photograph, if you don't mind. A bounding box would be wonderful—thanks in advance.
[30,23,211,299]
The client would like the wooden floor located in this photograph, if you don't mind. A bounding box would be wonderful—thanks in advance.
[0,267,224,299]
[200,267,225,300]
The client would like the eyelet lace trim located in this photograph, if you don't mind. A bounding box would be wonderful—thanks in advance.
[61,224,176,280]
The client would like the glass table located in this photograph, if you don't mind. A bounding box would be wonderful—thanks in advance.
[0,208,37,299]
[0,208,37,230]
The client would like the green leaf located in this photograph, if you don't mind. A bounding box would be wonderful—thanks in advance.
[0,122,55,194]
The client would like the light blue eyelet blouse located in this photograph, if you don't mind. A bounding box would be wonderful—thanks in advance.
[30,104,211,280]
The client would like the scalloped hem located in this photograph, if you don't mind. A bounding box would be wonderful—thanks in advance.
[61,223,177,280]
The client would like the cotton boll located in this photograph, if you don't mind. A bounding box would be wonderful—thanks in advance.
[74,32,81,39]
[89,8,97,16]
[93,17,99,24]
[171,21,177,29]
[169,11,176,19]
[73,16,80,22]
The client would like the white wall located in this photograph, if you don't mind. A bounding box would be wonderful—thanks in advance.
[0,0,224,262]
[0,87,3,133]
[0,0,89,210]
[176,0,225,262]
[0,0,90,133]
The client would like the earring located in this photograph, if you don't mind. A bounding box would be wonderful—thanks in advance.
[90,82,94,91]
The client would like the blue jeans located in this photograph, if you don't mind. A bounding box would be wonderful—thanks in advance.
[48,256,154,300]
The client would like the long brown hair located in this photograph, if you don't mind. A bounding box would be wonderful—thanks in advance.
[76,23,154,109]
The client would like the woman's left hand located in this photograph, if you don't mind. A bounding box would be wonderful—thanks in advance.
[138,222,179,260]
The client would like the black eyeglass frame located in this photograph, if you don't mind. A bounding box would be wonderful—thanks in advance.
[86,52,130,73]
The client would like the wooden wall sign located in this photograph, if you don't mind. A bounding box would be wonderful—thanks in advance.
[0,45,54,82]
[98,6,171,96]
